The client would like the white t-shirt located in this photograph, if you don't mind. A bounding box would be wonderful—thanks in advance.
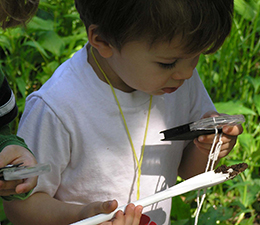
[18,45,215,225]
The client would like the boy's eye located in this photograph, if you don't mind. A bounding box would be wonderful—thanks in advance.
[158,60,178,69]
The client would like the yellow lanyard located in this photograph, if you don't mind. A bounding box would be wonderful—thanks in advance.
[90,46,153,200]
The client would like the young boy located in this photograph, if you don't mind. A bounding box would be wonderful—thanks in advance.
[4,0,243,224]
[0,0,39,199]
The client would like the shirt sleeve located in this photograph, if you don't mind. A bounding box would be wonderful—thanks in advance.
[17,95,71,197]
[0,72,18,128]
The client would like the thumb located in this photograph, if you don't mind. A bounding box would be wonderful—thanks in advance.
[202,111,220,119]
[80,200,118,220]
[101,199,118,214]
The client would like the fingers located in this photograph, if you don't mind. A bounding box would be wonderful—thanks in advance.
[79,200,118,220]
[0,179,23,196]
[99,204,143,225]
[194,131,238,158]
[131,205,143,225]
[15,176,38,194]
[101,200,118,214]
[222,124,243,136]
[112,204,143,225]
[0,145,38,196]
[201,111,220,119]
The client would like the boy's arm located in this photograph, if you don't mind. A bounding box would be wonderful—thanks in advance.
[4,192,143,225]
[178,141,209,180]
[4,192,86,225]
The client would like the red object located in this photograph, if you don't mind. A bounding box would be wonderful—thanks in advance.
[139,214,157,225]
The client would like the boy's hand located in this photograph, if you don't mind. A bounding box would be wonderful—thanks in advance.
[0,145,37,196]
[103,203,143,225]
[79,200,143,225]
[193,111,243,159]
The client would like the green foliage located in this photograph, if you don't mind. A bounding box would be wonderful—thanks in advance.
[0,0,87,132]
[173,0,260,224]
[0,0,259,224]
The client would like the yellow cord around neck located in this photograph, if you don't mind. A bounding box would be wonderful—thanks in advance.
[90,46,153,200]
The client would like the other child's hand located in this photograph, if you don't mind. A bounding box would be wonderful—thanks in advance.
[0,145,37,196]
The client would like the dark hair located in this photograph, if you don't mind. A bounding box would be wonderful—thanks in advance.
[0,0,39,29]
[75,0,233,54]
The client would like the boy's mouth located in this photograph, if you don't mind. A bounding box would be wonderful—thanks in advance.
[162,87,179,94]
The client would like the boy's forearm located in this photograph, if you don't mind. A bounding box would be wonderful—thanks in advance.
[178,142,219,180]
[3,192,85,225]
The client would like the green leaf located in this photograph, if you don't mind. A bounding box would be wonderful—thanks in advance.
[246,76,260,93]
[252,149,260,162]
[215,101,256,115]
[242,182,260,207]
[38,31,65,57]
[199,206,234,223]
[238,133,255,151]
[16,77,27,98]
[171,219,191,225]
[22,41,50,58]
[26,16,54,31]
[254,94,260,115]
[239,216,257,225]
[0,34,12,51]
[171,196,191,220]
[42,61,59,76]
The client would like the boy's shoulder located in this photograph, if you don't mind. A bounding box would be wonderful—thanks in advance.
[26,45,103,114]
[31,46,91,99]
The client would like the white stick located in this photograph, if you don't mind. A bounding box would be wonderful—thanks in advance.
[71,171,232,225]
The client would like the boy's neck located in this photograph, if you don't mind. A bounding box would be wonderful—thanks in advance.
[87,44,135,93]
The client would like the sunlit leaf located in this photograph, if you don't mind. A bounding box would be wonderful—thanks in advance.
[215,101,256,115]
[238,133,255,151]
[234,0,258,20]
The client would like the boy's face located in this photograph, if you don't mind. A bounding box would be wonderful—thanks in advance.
[95,37,202,96]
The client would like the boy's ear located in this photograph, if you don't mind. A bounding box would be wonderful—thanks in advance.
[88,24,113,58]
